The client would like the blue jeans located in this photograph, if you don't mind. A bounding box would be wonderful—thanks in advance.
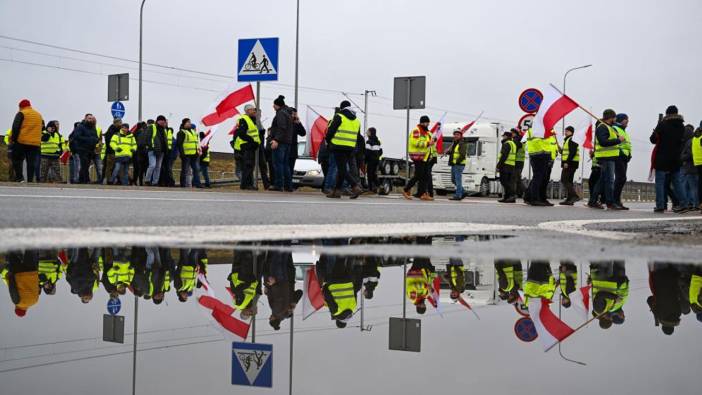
[273,143,292,190]
[655,169,685,210]
[681,172,699,208]
[323,155,337,191]
[111,157,130,185]
[180,156,201,187]
[452,165,465,198]
[146,151,164,185]
[592,159,615,205]
[200,163,210,187]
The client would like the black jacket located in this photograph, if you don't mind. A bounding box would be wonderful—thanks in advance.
[365,134,383,162]
[326,108,360,152]
[291,122,307,158]
[270,107,293,145]
[103,125,120,155]
[150,125,168,154]
[70,122,99,154]
[233,117,258,151]
[496,139,514,169]
[650,114,685,171]
[563,137,580,167]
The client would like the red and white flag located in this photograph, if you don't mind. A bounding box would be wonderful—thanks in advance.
[302,267,325,320]
[529,297,575,352]
[201,84,255,127]
[457,295,481,320]
[430,112,447,154]
[196,274,250,340]
[570,111,594,150]
[571,285,591,321]
[459,111,484,134]
[427,276,443,316]
[531,85,580,138]
[57,249,68,266]
[306,106,328,160]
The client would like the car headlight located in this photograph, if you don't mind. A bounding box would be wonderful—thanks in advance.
[306,170,320,176]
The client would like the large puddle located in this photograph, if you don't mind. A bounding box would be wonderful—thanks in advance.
[1,236,700,394]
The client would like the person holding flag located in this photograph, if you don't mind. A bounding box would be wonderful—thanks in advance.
[228,250,262,319]
[446,128,468,201]
[495,259,523,305]
[405,253,436,314]
[37,249,63,296]
[444,258,465,301]
[613,114,632,209]
[522,261,557,307]
[558,261,578,308]
[589,261,629,329]
[513,129,526,198]
[559,126,581,205]
[403,115,434,201]
[588,109,626,210]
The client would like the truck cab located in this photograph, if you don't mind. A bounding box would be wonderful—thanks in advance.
[432,122,506,196]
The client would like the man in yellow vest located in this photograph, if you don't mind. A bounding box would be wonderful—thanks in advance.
[680,124,701,212]
[175,249,199,303]
[232,105,261,190]
[325,101,363,199]
[524,128,552,206]
[109,123,136,185]
[107,248,135,296]
[512,129,526,197]
[40,120,65,183]
[229,251,261,319]
[496,130,517,203]
[38,250,63,295]
[318,256,359,328]
[523,261,557,308]
[406,256,436,314]
[559,126,581,205]
[176,118,202,188]
[444,258,465,301]
[589,261,628,329]
[9,99,44,182]
[403,115,434,201]
[199,131,212,188]
[588,109,626,210]
[495,259,522,305]
[613,114,632,209]
[447,129,467,201]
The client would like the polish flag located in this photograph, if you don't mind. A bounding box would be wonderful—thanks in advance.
[59,151,71,165]
[529,297,575,352]
[201,84,255,127]
[57,250,68,266]
[571,111,594,149]
[306,106,328,160]
[198,128,213,148]
[427,276,443,316]
[532,85,580,138]
[457,295,481,320]
[302,267,325,320]
[459,111,484,134]
[196,274,250,340]
[430,112,446,154]
[571,285,591,321]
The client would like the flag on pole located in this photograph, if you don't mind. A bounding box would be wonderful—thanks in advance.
[529,298,575,352]
[59,151,71,165]
[196,274,250,340]
[57,250,68,266]
[459,111,484,134]
[427,276,443,316]
[430,112,447,154]
[570,111,594,149]
[571,285,591,321]
[532,85,580,138]
[306,106,328,160]
[302,267,325,320]
[201,84,255,127]
[457,295,481,320]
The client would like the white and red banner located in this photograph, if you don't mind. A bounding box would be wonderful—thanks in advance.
[459,111,484,134]
[529,297,575,352]
[430,112,447,153]
[457,295,481,320]
[306,106,329,160]
[427,276,443,316]
[302,266,325,320]
[196,274,251,340]
[571,285,592,321]
[531,85,579,138]
[570,111,594,150]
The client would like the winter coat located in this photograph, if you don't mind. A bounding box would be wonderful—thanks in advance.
[70,121,99,154]
[365,134,383,162]
[325,108,360,152]
[291,122,307,158]
[650,114,685,171]
[270,107,293,145]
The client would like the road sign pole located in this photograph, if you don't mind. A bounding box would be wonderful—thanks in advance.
[289,313,294,395]
[360,279,365,332]
[132,295,138,395]
[294,0,300,109]
[402,258,408,349]
[363,90,369,135]
[405,79,411,180]
[138,0,146,121]
[252,251,257,343]
[254,82,261,189]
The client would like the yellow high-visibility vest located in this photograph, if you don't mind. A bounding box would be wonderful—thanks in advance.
[329,282,357,317]
[330,113,360,149]
[233,115,261,151]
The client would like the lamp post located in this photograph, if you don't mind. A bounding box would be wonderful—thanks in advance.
[294,0,300,109]
[138,0,146,121]
[562,64,592,187]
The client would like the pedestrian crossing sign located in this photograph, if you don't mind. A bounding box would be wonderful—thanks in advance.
[232,342,273,387]
[238,37,279,82]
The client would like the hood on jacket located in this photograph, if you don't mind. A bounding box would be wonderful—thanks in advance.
[339,108,357,120]
[662,114,684,123]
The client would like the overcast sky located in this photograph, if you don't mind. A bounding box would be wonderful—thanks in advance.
[1,0,701,181]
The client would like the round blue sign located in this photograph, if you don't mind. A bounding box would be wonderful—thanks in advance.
[518,88,543,113]
[107,298,121,316]
[111,101,125,119]
[514,317,538,342]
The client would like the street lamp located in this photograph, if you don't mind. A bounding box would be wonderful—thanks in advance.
[294,0,300,109]
[138,0,146,121]
[561,64,592,187]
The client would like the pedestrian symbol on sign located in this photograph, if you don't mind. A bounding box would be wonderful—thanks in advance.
[237,37,279,82]
[240,41,277,76]
[231,342,273,387]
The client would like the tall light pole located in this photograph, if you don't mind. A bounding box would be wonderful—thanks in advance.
[294,0,300,109]
[562,64,592,188]
[138,0,146,121]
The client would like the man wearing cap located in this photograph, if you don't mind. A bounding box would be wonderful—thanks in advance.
[403,115,434,201]
[325,100,363,198]
[446,128,467,201]
[496,130,517,203]
[145,115,169,186]
[9,99,44,182]
[559,126,581,205]
[613,114,632,209]
[588,109,625,210]
[512,128,526,198]
[232,104,261,190]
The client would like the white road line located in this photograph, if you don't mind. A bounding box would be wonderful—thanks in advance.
[0,222,531,251]
[538,216,702,240]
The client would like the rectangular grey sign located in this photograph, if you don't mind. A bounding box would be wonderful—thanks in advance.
[389,317,421,352]
[393,76,426,110]
[103,314,125,343]
[107,73,129,102]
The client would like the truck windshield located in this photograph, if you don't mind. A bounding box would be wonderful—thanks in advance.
[466,142,478,157]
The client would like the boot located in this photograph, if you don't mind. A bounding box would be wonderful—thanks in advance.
[420,193,434,201]
[326,189,341,199]
[402,190,413,200]
[350,186,363,199]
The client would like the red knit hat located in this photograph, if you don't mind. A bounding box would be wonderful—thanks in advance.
[19,99,31,108]
[15,307,27,317]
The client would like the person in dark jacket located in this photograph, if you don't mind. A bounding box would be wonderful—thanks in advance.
[232,105,260,190]
[349,132,366,191]
[102,118,122,184]
[264,248,302,330]
[513,129,526,198]
[679,124,699,211]
[325,101,363,199]
[255,109,271,190]
[145,115,168,186]
[176,118,202,188]
[289,108,307,183]
[364,127,383,193]
[269,96,294,191]
[39,120,64,183]
[66,248,98,304]
[588,110,625,210]
[650,106,686,213]
[559,126,581,205]
[647,263,685,335]
[132,122,149,185]
[71,114,100,184]
[496,131,517,203]
[317,251,359,328]
[447,129,467,200]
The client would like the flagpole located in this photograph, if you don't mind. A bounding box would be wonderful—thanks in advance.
[557,291,586,366]
[549,83,603,124]
[545,311,606,353]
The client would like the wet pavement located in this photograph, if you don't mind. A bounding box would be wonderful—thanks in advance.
[1,237,700,395]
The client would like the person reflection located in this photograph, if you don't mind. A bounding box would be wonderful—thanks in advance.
[105,247,135,298]
[357,253,381,300]
[229,248,262,320]
[3,250,39,317]
[318,245,359,328]
[646,263,696,335]
[444,257,465,301]
[495,259,523,305]
[589,261,629,329]
[523,261,556,307]
[558,261,578,308]
[405,238,436,315]
[66,248,99,304]
[175,249,199,303]
[151,248,175,305]
[264,247,302,330]
[687,264,702,324]
[131,247,150,299]
[37,249,63,296]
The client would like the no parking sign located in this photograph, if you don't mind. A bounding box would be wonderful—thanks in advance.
[518,88,543,113]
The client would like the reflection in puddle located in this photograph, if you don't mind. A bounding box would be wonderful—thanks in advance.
[1,236,701,393]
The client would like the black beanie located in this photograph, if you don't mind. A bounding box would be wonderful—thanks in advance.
[274,95,286,107]
[419,115,430,124]
[339,100,351,109]
[665,105,678,115]
[156,115,166,122]
[565,126,575,133]
[602,109,616,120]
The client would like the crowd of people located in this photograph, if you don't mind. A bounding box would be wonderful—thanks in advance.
[5,98,702,212]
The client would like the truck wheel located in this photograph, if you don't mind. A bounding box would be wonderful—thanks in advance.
[379,179,392,195]
[381,161,391,175]
[479,177,490,197]
[436,189,447,196]
[391,162,400,175]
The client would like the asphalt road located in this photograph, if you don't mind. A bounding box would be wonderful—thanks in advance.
[0,184,669,229]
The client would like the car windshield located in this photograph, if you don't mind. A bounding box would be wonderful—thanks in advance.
[297,141,307,157]
[466,141,478,157]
